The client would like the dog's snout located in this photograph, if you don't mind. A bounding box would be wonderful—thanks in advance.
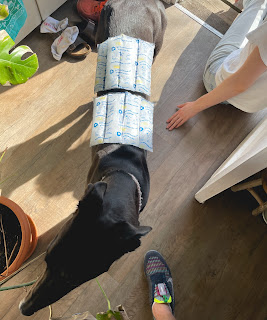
[19,299,35,317]
[19,268,52,316]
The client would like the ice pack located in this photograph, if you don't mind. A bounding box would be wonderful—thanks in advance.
[94,34,155,96]
[90,92,154,152]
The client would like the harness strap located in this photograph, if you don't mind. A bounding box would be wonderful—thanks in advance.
[101,169,143,213]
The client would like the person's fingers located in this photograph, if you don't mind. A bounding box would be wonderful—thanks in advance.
[166,114,180,128]
[167,104,187,122]
[175,118,186,128]
[169,119,182,130]
[168,116,183,130]
[166,111,179,123]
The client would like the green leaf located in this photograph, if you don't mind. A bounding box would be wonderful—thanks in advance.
[0,30,39,85]
[96,310,122,320]
[0,4,9,20]
[0,148,7,163]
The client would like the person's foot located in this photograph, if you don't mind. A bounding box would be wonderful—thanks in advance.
[144,250,175,315]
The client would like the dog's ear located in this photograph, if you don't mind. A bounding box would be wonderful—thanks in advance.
[130,225,152,239]
[91,181,108,201]
[78,182,107,210]
[114,222,151,253]
[116,221,152,240]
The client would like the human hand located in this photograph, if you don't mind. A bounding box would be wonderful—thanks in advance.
[166,101,199,130]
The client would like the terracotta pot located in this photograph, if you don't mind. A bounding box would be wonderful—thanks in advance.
[0,196,38,279]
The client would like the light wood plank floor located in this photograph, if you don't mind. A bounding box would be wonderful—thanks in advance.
[1,2,267,320]
[178,0,240,34]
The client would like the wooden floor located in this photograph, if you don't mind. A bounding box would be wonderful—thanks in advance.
[1,2,267,319]
[177,0,240,34]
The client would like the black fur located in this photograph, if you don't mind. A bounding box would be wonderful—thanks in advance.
[19,0,166,316]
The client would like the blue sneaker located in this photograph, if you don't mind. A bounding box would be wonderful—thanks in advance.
[144,250,175,315]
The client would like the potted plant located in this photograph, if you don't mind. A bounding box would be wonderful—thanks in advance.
[0,148,38,279]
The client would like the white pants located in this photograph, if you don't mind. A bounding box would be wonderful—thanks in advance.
[203,0,267,95]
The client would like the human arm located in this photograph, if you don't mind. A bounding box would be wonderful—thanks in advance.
[166,46,267,130]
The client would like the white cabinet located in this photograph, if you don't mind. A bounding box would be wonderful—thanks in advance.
[36,0,67,20]
[15,0,42,44]
[15,0,67,44]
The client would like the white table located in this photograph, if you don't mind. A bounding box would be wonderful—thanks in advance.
[195,116,267,203]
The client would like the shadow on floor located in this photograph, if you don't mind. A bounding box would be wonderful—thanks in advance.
[1,102,93,200]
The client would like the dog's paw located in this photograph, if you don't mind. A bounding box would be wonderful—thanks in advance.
[160,0,178,5]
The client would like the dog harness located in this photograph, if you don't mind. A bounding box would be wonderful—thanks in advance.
[91,34,155,152]
[101,169,143,213]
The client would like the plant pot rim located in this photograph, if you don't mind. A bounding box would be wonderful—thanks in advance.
[0,196,38,278]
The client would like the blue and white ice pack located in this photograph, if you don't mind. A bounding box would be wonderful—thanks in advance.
[90,92,154,152]
[95,34,155,96]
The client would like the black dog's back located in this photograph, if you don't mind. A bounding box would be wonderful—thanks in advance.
[96,0,167,56]
[88,144,150,211]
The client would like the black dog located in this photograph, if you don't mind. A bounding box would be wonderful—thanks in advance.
[20,0,167,316]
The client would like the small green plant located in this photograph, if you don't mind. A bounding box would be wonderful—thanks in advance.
[95,278,128,320]
[95,278,121,320]
[96,311,122,320]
